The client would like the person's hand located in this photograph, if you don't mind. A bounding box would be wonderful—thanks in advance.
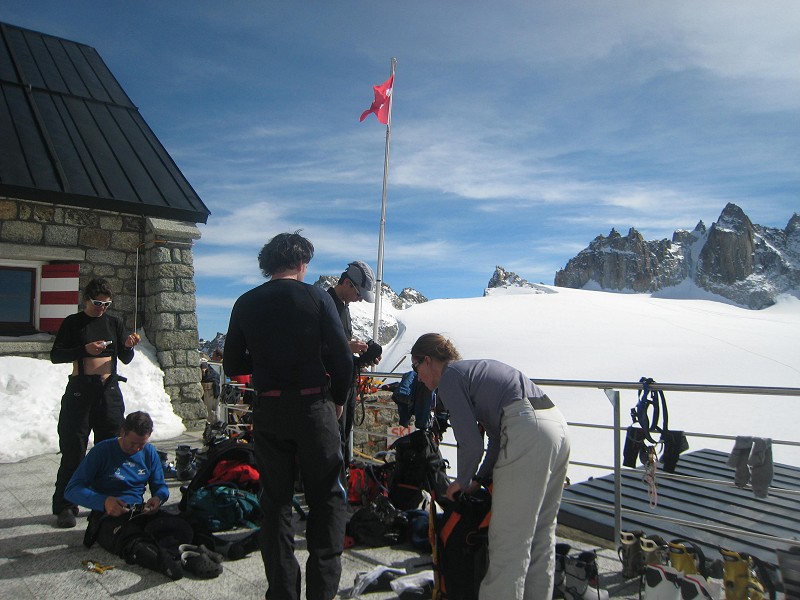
[104,496,128,516]
[445,481,462,501]
[85,340,108,356]
[124,333,141,348]
[350,340,368,354]
[463,480,481,495]
[143,496,161,513]
[336,404,344,420]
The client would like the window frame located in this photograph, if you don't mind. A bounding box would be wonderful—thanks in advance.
[0,264,39,334]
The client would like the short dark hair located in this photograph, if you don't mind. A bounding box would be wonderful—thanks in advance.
[83,278,114,300]
[122,411,154,436]
[257,231,314,277]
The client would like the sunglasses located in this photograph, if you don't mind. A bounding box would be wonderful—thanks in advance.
[90,299,112,307]
[348,278,362,299]
[411,357,423,373]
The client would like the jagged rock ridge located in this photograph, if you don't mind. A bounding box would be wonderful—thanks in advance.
[485,266,555,295]
[554,203,800,308]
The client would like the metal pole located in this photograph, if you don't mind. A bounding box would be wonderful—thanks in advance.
[605,388,622,545]
[372,57,396,344]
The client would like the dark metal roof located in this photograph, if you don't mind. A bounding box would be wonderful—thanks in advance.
[559,449,800,561]
[0,22,210,224]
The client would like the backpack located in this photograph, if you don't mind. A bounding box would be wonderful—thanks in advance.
[347,460,391,506]
[433,488,492,600]
[387,429,450,510]
[184,483,262,532]
[391,371,418,406]
[346,495,408,547]
[179,437,260,512]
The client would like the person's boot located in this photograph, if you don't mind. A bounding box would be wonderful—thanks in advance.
[157,450,177,479]
[175,445,197,481]
[56,507,76,528]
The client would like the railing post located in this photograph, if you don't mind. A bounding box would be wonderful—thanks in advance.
[604,388,622,545]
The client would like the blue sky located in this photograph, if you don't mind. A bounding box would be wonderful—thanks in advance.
[4,1,799,339]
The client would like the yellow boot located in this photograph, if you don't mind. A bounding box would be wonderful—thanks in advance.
[669,540,700,575]
[721,548,762,600]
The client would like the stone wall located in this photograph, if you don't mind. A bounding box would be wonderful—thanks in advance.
[0,197,206,426]
[353,391,408,457]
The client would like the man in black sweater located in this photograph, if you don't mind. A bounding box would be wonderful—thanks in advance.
[224,232,353,600]
[50,277,141,528]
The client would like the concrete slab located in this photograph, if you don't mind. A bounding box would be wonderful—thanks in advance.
[0,431,639,599]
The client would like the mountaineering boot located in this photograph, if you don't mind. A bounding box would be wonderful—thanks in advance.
[175,445,197,481]
[553,543,571,597]
[157,450,177,479]
[640,535,668,568]
[618,530,644,579]
[776,547,800,600]
[721,548,765,600]
[563,550,608,599]
[668,540,700,575]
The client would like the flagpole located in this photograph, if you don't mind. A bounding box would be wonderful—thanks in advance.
[372,57,396,346]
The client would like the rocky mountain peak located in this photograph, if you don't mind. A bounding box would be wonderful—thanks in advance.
[488,265,532,289]
[554,203,799,309]
[786,213,800,237]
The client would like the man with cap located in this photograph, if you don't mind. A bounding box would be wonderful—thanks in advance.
[326,260,382,466]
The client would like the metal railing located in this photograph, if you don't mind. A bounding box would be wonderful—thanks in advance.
[531,378,800,549]
[212,370,800,549]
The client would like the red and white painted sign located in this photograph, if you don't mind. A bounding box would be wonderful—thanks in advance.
[386,425,413,448]
[39,263,80,333]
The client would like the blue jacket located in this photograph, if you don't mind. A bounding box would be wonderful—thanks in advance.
[65,437,169,512]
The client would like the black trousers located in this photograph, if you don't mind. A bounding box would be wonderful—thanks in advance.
[52,375,125,514]
[252,393,347,600]
[89,510,193,570]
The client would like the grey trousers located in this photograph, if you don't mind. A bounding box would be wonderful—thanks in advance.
[479,400,571,600]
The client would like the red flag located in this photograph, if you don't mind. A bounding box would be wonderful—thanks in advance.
[360,75,394,124]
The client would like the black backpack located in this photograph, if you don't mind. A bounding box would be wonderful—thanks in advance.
[387,429,450,510]
[345,495,408,547]
[434,488,492,600]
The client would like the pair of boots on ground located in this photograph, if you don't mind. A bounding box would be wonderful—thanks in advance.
[726,436,773,498]
[157,445,199,481]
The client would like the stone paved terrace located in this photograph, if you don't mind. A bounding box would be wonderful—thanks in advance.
[0,428,644,599]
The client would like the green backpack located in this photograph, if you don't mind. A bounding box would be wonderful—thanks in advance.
[185,483,261,532]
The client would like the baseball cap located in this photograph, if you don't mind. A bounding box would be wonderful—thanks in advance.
[344,260,376,303]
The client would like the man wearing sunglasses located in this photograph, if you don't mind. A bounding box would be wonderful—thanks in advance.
[326,260,381,465]
[50,278,141,528]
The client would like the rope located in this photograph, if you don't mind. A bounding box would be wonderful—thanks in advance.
[643,446,659,508]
